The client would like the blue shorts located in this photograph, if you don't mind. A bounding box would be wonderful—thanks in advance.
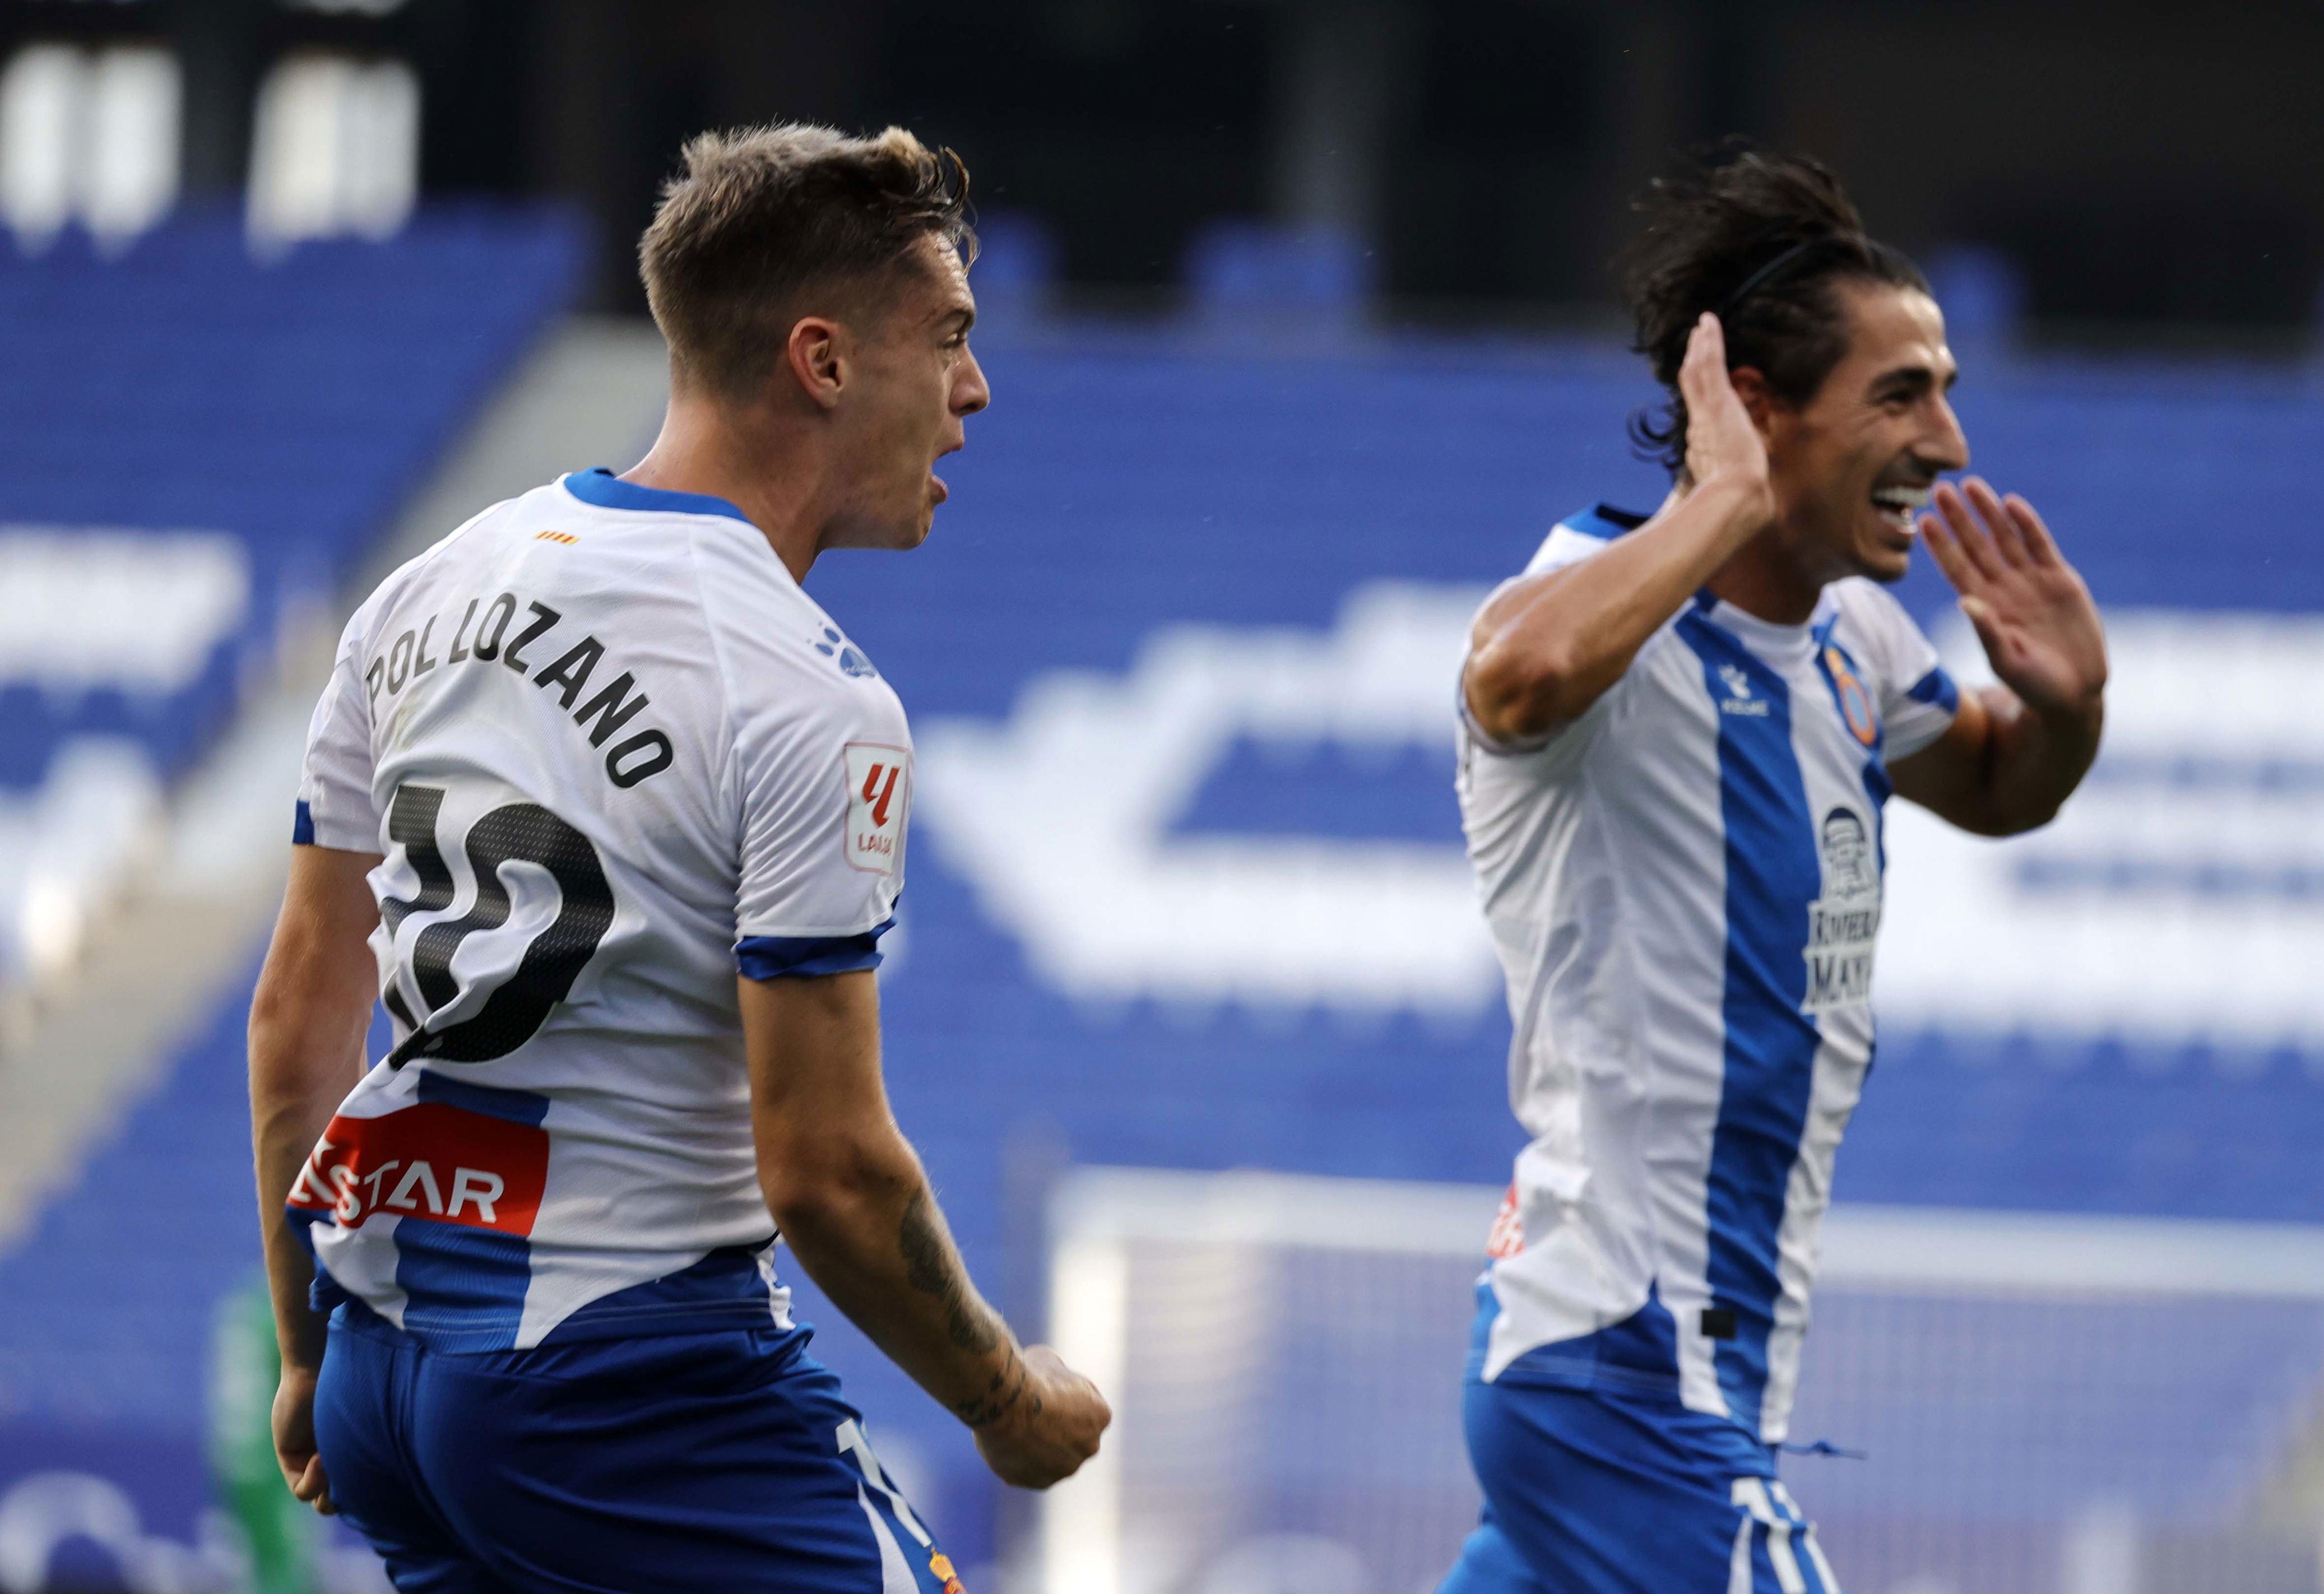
[1438,1377,1842,1594]
[313,1303,963,1593]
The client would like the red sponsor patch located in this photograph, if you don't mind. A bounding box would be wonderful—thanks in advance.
[1487,1180,1525,1259]
[287,1103,549,1236]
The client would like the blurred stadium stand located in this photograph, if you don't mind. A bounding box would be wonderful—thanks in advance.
[0,208,581,994]
[0,205,588,1586]
[1,4,2321,1587]
[2,284,2322,1586]
[0,264,657,1591]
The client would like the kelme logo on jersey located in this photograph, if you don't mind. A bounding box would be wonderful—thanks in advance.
[844,742,910,876]
[287,1103,549,1236]
[813,625,878,679]
[1802,805,1880,1013]
[1717,663,1770,716]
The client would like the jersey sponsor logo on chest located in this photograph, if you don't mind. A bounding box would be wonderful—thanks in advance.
[287,1102,549,1236]
[1802,804,1880,1012]
[844,743,910,876]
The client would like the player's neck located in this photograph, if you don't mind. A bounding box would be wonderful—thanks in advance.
[623,398,835,584]
[1704,545,1822,628]
[1664,479,1825,626]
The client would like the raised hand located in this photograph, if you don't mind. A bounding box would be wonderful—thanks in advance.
[1919,477,2107,720]
[1678,312,1771,494]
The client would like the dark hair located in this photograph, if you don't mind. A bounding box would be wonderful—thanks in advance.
[639,123,974,399]
[1621,146,1928,477]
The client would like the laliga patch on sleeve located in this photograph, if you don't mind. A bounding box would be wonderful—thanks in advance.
[843,742,910,876]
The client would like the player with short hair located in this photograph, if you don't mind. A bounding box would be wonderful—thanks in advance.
[248,123,1107,1594]
[1441,149,2108,1593]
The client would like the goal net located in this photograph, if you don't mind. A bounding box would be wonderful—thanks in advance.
[1035,1168,2324,1594]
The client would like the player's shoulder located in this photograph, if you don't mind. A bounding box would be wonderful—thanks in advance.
[337,470,795,696]
[717,589,902,745]
[673,539,876,712]
[1518,503,1651,579]
[542,471,886,721]
[341,477,577,611]
[1462,504,1674,768]
[1478,503,1655,643]
[564,494,905,742]
[333,494,514,654]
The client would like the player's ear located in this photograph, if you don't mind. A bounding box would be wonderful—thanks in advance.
[785,316,847,411]
[1726,366,1779,437]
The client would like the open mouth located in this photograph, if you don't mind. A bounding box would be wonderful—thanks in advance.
[1870,484,1931,535]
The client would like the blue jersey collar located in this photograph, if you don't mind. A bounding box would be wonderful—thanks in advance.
[561,467,753,527]
[1562,503,1651,540]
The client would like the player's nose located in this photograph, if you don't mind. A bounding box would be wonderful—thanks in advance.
[954,345,991,416]
[1921,392,1969,473]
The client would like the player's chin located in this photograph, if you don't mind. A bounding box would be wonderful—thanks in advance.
[1855,522,1915,582]
[882,494,938,549]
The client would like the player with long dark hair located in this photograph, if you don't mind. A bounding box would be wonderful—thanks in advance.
[1442,148,2107,1593]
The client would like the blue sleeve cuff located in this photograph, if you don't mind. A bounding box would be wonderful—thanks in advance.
[1906,665,1960,715]
[293,799,316,845]
[736,915,893,980]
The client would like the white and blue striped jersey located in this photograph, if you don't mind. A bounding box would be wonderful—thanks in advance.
[1457,504,1959,1445]
[287,470,911,1351]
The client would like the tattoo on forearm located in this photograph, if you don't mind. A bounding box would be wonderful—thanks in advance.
[899,1187,1003,1354]
[952,1342,1046,1429]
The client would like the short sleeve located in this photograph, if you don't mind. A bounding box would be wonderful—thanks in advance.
[729,683,907,982]
[1830,579,1960,761]
[296,618,382,851]
[1459,524,1625,761]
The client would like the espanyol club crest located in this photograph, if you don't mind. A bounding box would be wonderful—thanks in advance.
[1823,645,1880,747]
[844,742,910,877]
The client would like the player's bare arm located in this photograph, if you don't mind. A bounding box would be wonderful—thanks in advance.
[247,843,383,1517]
[1464,312,1775,743]
[740,971,1110,1488]
[1890,477,2107,834]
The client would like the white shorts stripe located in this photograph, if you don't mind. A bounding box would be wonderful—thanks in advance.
[1770,1480,1843,1594]
[1728,1506,1756,1594]
[856,1483,920,1594]
[837,1418,934,1548]
[1733,1477,1807,1594]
